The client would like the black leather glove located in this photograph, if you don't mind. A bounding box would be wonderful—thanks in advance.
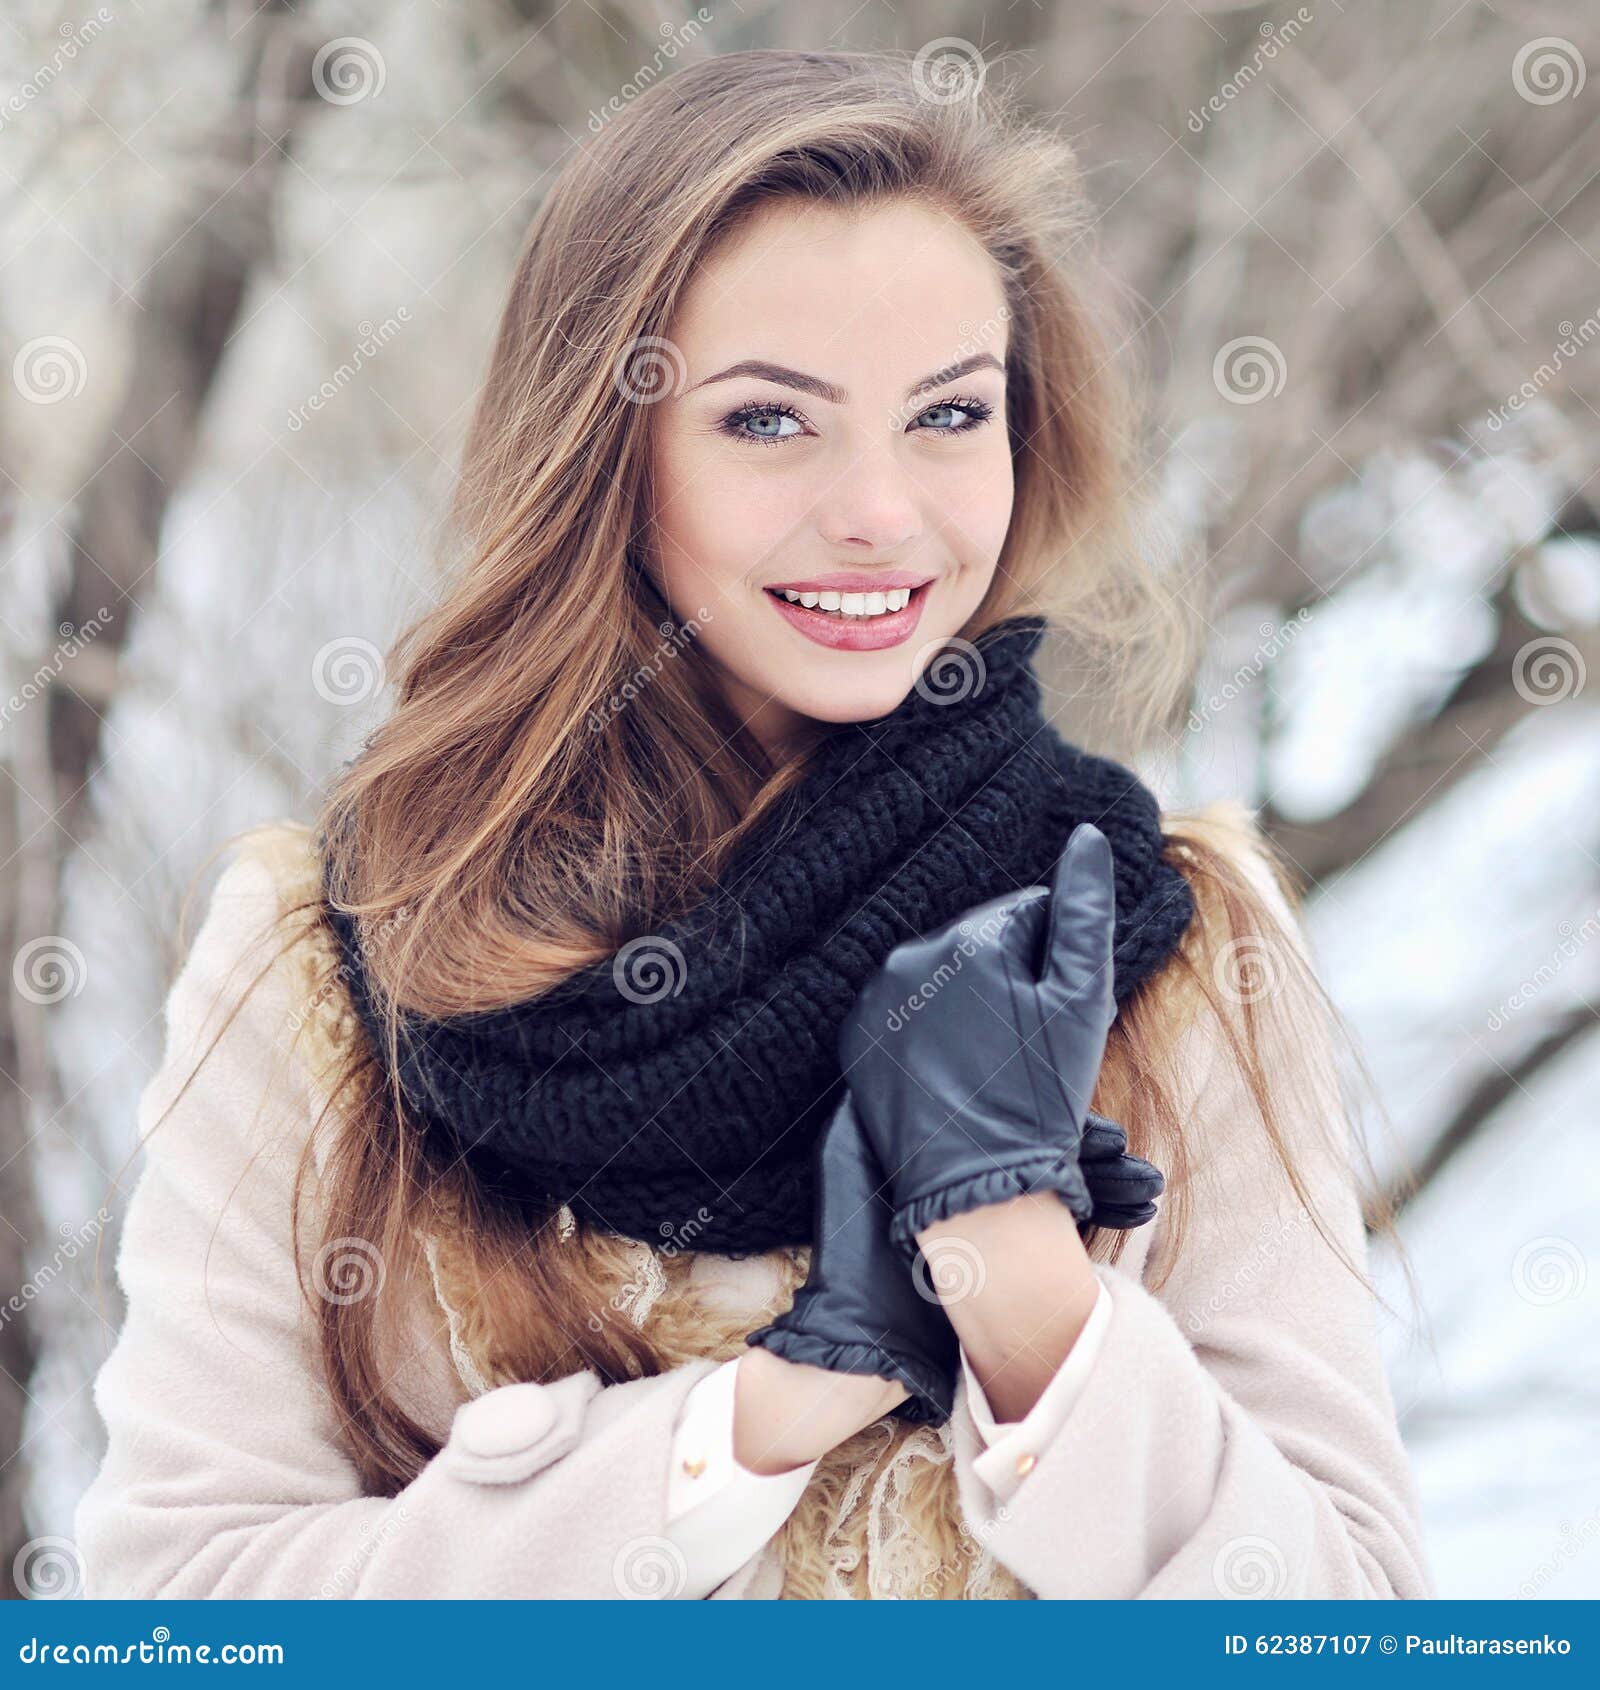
[1079,1111,1164,1229]
[745,1091,959,1424]
[840,822,1157,1256]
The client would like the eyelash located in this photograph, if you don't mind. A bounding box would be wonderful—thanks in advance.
[717,393,996,448]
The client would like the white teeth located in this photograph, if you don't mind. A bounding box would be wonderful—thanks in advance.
[776,585,917,617]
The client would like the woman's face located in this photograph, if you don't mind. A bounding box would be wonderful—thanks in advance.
[647,196,1015,758]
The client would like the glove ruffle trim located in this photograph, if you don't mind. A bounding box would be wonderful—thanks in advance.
[744,1324,954,1424]
[885,1155,1096,1254]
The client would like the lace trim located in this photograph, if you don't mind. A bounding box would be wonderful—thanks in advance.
[420,1230,492,1399]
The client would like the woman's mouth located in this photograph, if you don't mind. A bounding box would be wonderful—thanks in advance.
[762,578,934,651]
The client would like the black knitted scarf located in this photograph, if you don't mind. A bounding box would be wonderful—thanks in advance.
[321,614,1195,1256]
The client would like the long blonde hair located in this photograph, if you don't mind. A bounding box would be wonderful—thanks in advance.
[114,47,1407,1598]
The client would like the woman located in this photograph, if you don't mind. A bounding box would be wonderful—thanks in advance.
[76,47,1432,1600]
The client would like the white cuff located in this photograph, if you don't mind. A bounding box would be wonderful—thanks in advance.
[664,1356,819,1598]
[963,1275,1110,1504]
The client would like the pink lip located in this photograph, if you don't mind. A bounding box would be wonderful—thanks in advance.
[764,579,932,651]
[766,569,935,593]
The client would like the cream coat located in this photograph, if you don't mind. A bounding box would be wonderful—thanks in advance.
[74,804,1434,1599]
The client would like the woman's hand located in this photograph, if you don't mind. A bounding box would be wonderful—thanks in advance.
[840,822,1148,1253]
[740,1093,962,1469]
[914,1192,1101,1425]
[731,1348,906,1476]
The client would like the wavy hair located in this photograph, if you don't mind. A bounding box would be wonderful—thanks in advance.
[110,47,1410,1598]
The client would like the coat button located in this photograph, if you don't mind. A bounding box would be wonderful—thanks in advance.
[454,1382,556,1459]
[1014,1452,1037,1477]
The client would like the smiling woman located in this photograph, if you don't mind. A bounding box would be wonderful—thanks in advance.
[76,45,1431,1602]
[650,197,1014,717]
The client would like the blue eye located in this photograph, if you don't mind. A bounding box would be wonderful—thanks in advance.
[717,392,995,447]
[911,396,994,433]
[720,402,807,446]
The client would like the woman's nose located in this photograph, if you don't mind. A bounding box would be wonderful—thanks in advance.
[813,439,922,552]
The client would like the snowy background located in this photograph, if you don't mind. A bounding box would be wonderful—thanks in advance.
[2,0,1597,1600]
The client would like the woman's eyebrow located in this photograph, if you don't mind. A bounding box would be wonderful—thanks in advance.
[687,351,1004,403]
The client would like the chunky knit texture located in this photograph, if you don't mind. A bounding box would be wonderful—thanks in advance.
[321,614,1195,1254]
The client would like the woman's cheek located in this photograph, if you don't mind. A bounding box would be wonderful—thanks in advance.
[711,473,814,571]
[937,458,1014,567]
